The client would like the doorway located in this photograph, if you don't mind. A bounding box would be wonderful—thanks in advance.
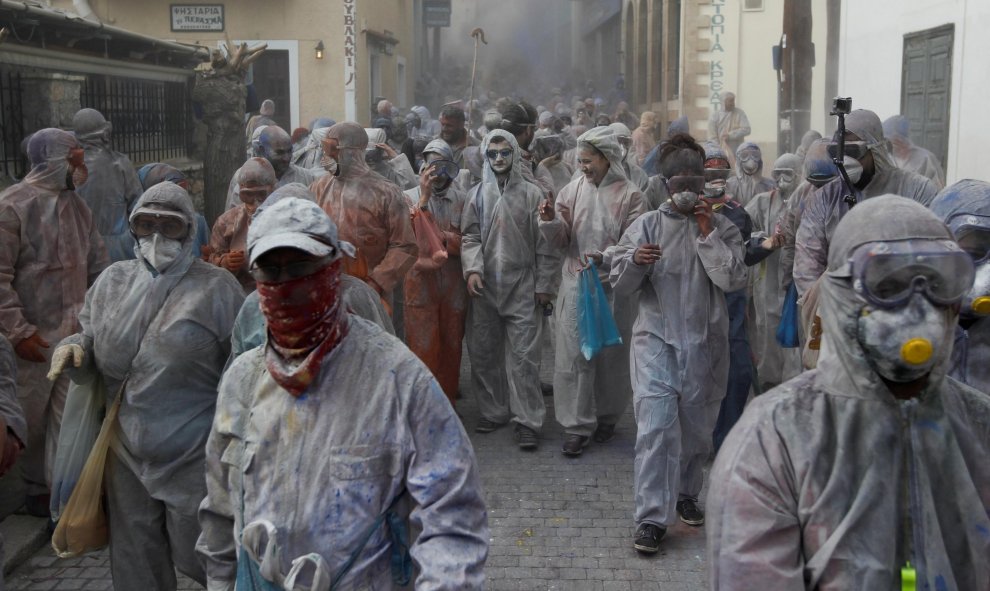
[250,49,291,132]
[901,24,953,168]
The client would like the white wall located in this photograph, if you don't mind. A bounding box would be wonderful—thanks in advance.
[838,0,990,183]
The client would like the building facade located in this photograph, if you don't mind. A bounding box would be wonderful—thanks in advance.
[50,0,420,128]
[836,0,988,184]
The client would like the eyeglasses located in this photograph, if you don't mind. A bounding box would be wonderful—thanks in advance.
[485,148,514,160]
[249,254,335,283]
[826,141,870,161]
[130,214,190,241]
[848,240,975,309]
[665,175,707,195]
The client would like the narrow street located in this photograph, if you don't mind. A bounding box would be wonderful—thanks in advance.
[5,342,709,590]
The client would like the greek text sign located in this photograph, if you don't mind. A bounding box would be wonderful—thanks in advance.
[171,4,224,32]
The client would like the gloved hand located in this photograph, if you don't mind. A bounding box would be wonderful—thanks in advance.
[47,344,85,381]
[222,250,245,273]
[14,333,49,363]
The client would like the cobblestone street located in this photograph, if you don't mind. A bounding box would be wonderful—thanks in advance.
[5,341,709,590]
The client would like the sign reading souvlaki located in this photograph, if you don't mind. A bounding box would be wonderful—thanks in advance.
[343,0,357,121]
[170,4,224,32]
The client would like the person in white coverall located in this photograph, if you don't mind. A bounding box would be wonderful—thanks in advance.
[196,197,488,590]
[461,129,559,450]
[539,126,647,456]
[708,195,990,590]
[609,139,747,553]
[48,182,244,590]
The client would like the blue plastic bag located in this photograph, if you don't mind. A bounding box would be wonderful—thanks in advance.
[776,282,800,348]
[578,264,623,360]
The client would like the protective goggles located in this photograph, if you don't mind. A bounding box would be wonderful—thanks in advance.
[736,153,760,163]
[772,169,796,183]
[948,215,990,263]
[826,140,869,161]
[848,240,975,309]
[485,148,514,160]
[666,175,707,195]
[704,168,732,182]
[424,158,460,180]
[249,254,335,283]
[129,212,190,241]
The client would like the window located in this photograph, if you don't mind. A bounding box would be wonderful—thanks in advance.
[743,0,764,11]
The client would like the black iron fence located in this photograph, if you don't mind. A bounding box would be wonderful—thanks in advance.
[80,74,192,165]
[0,67,27,182]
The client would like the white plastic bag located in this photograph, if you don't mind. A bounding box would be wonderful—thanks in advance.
[50,376,106,521]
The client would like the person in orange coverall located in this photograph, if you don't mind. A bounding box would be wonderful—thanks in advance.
[402,139,468,405]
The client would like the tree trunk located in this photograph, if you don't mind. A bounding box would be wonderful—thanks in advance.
[193,74,245,226]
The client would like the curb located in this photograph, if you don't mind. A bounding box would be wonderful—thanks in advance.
[1,514,49,576]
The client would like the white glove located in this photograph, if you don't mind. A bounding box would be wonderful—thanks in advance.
[47,344,84,381]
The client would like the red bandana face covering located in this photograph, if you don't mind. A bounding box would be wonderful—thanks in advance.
[256,258,348,396]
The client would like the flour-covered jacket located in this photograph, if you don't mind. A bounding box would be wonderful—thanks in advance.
[197,316,489,591]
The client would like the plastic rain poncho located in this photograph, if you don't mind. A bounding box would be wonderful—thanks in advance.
[0,128,109,495]
[291,118,334,170]
[707,105,751,156]
[930,179,990,393]
[366,127,417,190]
[793,110,939,297]
[225,126,326,210]
[197,207,488,589]
[72,108,144,262]
[461,130,559,431]
[725,142,774,207]
[540,127,648,437]
[609,186,747,528]
[708,195,990,590]
[59,183,244,589]
[311,123,417,295]
[883,115,945,189]
[401,139,469,404]
[745,153,804,388]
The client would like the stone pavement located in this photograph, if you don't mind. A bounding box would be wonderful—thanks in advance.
[4,340,710,590]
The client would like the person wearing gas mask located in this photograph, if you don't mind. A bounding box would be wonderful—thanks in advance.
[311,122,417,305]
[196,197,488,590]
[462,130,558,450]
[708,195,990,590]
[726,142,774,207]
[0,129,108,517]
[610,136,747,554]
[365,127,418,190]
[539,127,648,456]
[700,144,770,454]
[399,139,468,406]
[883,115,945,189]
[226,125,325,210]
[794,109,938,299]
[931,179,990,393]
[71,108,144,262]
[138,163,213,261]
[209,158,277,292]
[745,153,805,391]
[48,182,244,590]
[777,138,839,293]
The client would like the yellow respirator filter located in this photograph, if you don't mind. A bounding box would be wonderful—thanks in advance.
[900,338,933,366]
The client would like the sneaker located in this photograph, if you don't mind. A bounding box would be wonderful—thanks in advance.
[561,434,590,456]
[513,424,539,450]
[676,498,705,526]
[592,423,616,443]
[633,523,666,554]
[474,418,504,433]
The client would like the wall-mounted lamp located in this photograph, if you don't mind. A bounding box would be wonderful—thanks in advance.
[315,40,325,60]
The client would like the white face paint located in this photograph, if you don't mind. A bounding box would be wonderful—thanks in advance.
[487,142,513,175]
[139,234,183,273]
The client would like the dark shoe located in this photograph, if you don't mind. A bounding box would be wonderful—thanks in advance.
[540,382,554,396]
[561,434,590,456]
[474,418,505,433]
[676,498,705,526]
[24,494,51,518]
[633,523,666,554]
[593,423,616,443]
[513,424,539,450]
